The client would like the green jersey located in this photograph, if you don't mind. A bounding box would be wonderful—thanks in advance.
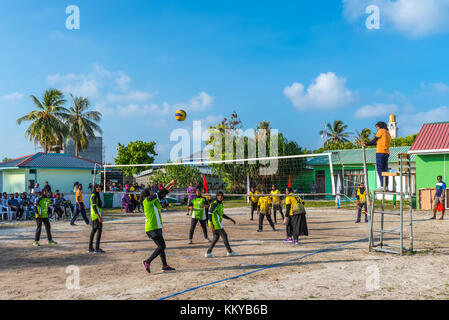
[191,196,208,220]
[208,200,224,230]
[90,193,102,221]
[143,196,163,232]
[36,197,50,218]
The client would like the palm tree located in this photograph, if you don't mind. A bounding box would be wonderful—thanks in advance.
[319,120,353,147]
[354,128,372,147]
[17,89,68,152]
[63,94,103,157]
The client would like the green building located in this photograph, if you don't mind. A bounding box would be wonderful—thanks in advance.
[308,147,416,199]
[0,153,101,194]
[409,122,449,209]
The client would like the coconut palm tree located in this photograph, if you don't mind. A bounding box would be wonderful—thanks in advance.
[17,89,68,152]
[354,128,372,147]
[63,94,103,157]
[319,120,353,147]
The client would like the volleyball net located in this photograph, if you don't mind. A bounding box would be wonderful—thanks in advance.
[96,152,359,204]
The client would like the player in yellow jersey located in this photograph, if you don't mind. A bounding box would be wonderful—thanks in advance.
[270,185,284,224]
[355,183,368,223]
[248,187,260,221]
[257,188,276,232]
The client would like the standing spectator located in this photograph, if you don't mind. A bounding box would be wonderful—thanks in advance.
[361,121,391,190]
[32,183,41,194]
[248,187,260,221]
[88,183,93,194]
[70,184,90,226]
[186,182,196,216]
[43,181,52,194]
[431,176,446,220]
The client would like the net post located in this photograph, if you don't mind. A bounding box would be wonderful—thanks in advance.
[92,163,97,191]
[362,146,373,252]
[328,153,336,196]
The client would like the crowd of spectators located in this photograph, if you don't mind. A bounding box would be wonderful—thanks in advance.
[1,181,74,221]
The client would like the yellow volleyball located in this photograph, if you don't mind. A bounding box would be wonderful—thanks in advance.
[175,109,187,122]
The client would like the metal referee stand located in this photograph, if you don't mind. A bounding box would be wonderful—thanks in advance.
[364,149,414,255]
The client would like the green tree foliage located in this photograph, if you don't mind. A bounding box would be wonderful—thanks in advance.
[17,89,68,152]
[63,95,103,156]
[2,157,12,163]
[149,164,202,188]
[391,134,418,147]
[206,113,310,193]
[114,141,158,176]
[319,120,353,147]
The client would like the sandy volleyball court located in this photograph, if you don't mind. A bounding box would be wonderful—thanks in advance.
[1,206,448,300]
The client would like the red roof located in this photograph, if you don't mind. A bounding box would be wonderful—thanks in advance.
[410,122,449,153]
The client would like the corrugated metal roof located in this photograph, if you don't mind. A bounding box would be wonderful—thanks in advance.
[410,122,449,152]
[0,153,99,169]
[308,146,414,166]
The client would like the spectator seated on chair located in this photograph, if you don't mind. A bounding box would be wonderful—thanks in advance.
[61,194,74,216]
[19,193,34,220]
[52,194,65,220]
[7,194,19,220]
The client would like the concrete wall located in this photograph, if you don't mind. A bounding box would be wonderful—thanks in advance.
[416,154,448,191]
[1,168,101,194]
[2,169,27,193]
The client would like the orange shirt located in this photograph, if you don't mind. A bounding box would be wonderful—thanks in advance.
[375,128,391,154]
[76,189,83,203]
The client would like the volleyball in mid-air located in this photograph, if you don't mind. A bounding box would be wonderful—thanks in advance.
[175,109,187,122]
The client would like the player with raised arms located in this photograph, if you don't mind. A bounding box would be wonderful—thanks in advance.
[142,179,177,274]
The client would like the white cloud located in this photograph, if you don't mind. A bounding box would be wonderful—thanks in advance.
[117,102,171,118]
[354,103,399,119]
[421,81,449,93]
[106,91,155,103]
[343,0,449,38]
[400,106,449,135]
[190,91,214,111]
[115,72,131,91]
[0,92,24,103]
[283,72,356,110]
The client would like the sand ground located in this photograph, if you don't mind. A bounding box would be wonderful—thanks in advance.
[1,206,448,300]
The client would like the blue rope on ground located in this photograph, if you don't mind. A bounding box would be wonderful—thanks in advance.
[157,236,369,300]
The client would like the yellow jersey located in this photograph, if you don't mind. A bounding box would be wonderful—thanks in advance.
[249,191,260,204]
[270,189,281,205]
[285,193,304,216]
[258,196,271,214]
[356,189,367,204]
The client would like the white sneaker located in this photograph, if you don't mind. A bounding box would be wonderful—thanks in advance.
[227,251,238,257]
[205,252,216,258]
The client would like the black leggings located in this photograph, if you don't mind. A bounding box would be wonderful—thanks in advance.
[272,204,284,223]
[146,229,167,266]
[35,218,52,242]
[89,219,103,250]
[189,218,208,240]
[259,213,275,231]
[250,202,258,220]
[207,229,232,254]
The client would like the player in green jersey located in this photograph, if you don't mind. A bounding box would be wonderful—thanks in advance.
[142,179,177,274]
[205,192,238,258]
[188,188,211,244]
[33,189,57,247]
[89,184,105,253]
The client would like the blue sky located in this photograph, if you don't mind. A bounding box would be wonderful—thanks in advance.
[1,0,449,163]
